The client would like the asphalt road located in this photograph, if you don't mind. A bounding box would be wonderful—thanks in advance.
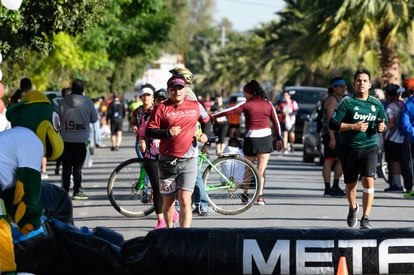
[44,130,414,241]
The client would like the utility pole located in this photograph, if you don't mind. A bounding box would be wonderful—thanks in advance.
[221,24,226,49]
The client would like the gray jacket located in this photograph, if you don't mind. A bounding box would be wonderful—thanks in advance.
[58,93,98,143]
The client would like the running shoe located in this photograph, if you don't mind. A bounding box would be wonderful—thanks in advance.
[256,195,265,206]
[72,191,88,200]
[360,215,372,229]
[241,192,249,204]
[193,206,209,216]
[347,202,359,228]
[384,185,403,192]
[330,186,346,197]
[323,189,333,197]
[155,219,166,230]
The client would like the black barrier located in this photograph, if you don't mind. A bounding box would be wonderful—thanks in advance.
[15,225,414,274]
[120,227,414,274]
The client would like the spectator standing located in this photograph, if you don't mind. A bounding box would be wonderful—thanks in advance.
[203,93,213,114]
[146,76,210,228]
[55,87,71,175]
[99,97,110,138]
[400,77,414,197]
[227,100,241,138]
[276,91,299,153]
[210,93,229,156]
[58,79,98,199]
[321,77,347,197]
[92,98,105,148]
[383,84,411,193]
[211,80,283,205]
[329,68,387,229]
[128,94,142,131]
[107,93,126,151]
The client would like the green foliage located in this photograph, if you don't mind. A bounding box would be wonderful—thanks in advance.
[81,0,175,93]
[0,0,107,57]
[0,0,175,95]
[2,0,414,100]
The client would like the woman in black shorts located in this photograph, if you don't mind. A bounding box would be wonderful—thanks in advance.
[210,80,283,205]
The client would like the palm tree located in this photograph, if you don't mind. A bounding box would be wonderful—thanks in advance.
[303,0,414,86]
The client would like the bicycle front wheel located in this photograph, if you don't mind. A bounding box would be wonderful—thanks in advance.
[203,155,260,215]
[107,158,155,217]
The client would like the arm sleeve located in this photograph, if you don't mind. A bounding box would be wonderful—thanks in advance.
[146,128,170,139]
[145,105,171,139]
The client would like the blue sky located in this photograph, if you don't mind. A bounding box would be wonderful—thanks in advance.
[213,0,285,31]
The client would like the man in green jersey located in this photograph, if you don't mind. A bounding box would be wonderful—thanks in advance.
[329,68,387,229]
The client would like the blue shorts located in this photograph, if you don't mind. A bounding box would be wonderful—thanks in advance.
[158,156,197,195]
[339,145,377,183]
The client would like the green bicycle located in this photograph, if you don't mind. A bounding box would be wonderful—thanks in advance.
[107,137,260,217]
[107,158,154,217]
[200,137,261,215]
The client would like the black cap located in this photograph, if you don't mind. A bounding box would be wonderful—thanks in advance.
[155,89,167,99]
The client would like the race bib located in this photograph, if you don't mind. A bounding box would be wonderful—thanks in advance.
[159,177,176,194]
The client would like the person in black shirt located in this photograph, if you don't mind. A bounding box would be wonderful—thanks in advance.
[107,93,126,151]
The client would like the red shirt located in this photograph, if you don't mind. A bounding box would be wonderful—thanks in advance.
[211,97,281,139]
[147,99,203,158]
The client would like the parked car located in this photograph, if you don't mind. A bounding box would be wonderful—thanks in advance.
[275,86,328,143]
[301,103,323,164]
[43,90,63,107]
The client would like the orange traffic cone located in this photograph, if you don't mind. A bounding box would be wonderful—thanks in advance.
[336,256,349,275]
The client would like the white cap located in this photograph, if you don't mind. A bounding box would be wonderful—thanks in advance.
[140,87,153,96]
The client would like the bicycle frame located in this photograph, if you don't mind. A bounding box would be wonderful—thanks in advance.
[199,138,260,215]
[199,142,237,191]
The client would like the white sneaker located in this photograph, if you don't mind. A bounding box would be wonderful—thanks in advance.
[41,172,49,180]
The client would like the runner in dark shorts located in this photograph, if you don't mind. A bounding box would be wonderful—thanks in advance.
[339,145,378,183]
[329,68,387,229]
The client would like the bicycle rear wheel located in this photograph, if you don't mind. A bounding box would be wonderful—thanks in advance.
[107,158,154,217]
[203,155,260,215]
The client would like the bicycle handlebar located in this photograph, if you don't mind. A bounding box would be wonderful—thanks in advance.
[200,136,218,154]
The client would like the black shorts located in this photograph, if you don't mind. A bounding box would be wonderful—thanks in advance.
[243,136,273,156]
[339,145,377,183]
[213,123,229,143]
[322,133,340,160]
[110,119,123,133]
[384,140,405,162]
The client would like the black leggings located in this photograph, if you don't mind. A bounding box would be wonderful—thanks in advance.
[143,158,163,215]
[61,142,87,194]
